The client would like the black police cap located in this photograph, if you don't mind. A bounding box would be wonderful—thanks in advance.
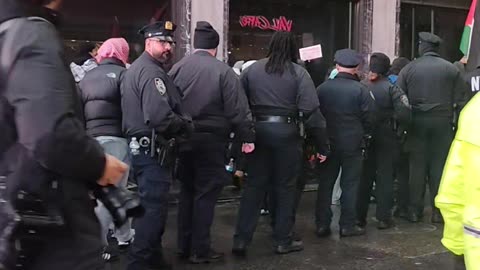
[419,32,442,45]
[138,21,177,41]
[335,49,362,68]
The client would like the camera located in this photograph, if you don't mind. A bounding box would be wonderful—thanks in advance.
[94,185,144,228]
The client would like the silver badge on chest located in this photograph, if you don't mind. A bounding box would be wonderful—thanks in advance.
[155,78,166,95]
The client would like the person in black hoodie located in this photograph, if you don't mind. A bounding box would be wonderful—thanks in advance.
[0,0,127,269]
[78,37,135,261]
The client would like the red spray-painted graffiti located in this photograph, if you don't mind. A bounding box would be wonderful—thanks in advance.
[239,16,293,32]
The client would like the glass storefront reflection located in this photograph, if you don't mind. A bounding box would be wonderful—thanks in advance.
[399,3,468,62]
[229,0,353,86]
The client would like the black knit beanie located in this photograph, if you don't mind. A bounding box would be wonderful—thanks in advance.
[194,21,220,49]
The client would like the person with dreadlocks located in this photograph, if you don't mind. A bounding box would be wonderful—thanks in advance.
[232,31,329,256]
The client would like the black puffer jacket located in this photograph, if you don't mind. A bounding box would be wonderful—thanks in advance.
[79,58,125,137]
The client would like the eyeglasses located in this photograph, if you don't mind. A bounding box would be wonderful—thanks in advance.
[151,39,176,48]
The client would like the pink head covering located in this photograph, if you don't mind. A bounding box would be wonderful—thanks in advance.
[96,38,130,65]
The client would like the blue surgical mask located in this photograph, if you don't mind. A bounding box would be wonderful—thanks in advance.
[329,69,339,79]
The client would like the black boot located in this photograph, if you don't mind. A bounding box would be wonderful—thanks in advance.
[189,249,224,264]
[407,211,420,223]
[377,219,395,230]
[315,226,332,238]
[393,207,408,219]
[232,240,248,257]
[274,241,304,255]
[340,226,366,237]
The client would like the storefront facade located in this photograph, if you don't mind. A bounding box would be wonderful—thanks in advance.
[59,0,471,69]
[184,0,469,83]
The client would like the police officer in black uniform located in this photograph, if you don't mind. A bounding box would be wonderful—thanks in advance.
[232,31,329,255]
[357,53,410,230]
[397,32,469,224]
[169,21,255,264]
[388,57,412,219]
[316,49,374,238]
[122,21,191,270]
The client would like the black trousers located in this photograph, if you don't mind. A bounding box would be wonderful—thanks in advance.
[177,137,228,257]
[395,147,410,212]
[28,183,104,270]
[315,150,363,229]
[234,122,302,246]
[357,124,397,223]
[407,115,454,215]
[128,153,171,270]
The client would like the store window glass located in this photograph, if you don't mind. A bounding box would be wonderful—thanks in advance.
[229,0,353,86]
[399,3,467,62]
[60,0,171,62]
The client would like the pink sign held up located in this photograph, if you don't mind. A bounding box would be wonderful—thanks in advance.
[299,44,323,61]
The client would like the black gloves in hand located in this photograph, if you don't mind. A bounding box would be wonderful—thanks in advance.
[178,115,194,138]
[310,127,330,157]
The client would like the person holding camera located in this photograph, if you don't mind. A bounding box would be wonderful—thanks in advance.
[0,0,128,269]
[78,37,135,261]
[121,21,193,270]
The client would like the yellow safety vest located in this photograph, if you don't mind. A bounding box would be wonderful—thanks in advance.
[436,93,480,270]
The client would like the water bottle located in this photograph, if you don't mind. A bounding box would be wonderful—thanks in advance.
[225,158,235,173]
[129,137,140,156]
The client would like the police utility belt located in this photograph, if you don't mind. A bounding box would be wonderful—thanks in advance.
[129,134,176,166]
[254,115,295,124]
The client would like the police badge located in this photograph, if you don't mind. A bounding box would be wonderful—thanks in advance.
[155,78,166,95]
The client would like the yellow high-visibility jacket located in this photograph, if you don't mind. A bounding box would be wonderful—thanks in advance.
[436,93,480,270]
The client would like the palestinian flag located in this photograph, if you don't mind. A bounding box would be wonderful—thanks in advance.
[467,0,480,70]
[461,0,477,56]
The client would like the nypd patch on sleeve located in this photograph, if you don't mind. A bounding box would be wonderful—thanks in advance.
[155,78,166,95]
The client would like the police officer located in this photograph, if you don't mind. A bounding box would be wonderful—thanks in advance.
[168,21,255,264]
[388,57,412,219]
[0,0,128,269]
[232,31,329,255]
[316,49,374,238]
[122,21,191,270]
[356,53,410,230]
[397,32,469,224]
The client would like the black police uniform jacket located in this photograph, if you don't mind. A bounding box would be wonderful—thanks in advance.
[317,72,374,153]
[121,52,185,138]
[79,58,125,138]
[241,59,329,155]
[169,50,254,142]
[363,77,411,127]
[0,4,106,268]
[397,52,469,115]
